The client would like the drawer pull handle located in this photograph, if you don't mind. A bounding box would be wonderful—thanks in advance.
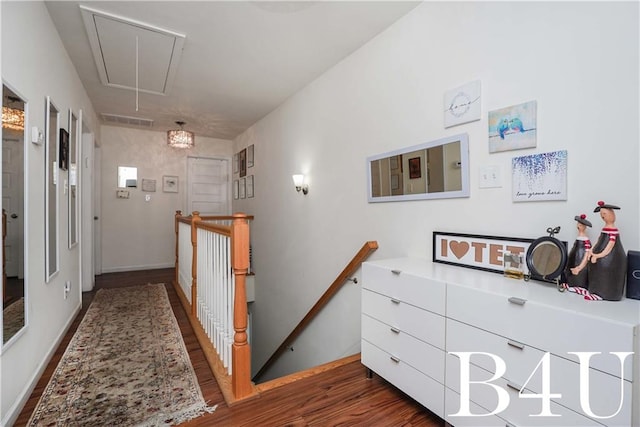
[390,298,401,304]
[507,340,525,350]
[507,381,522,392]
[508,296,527,306]
[391,269,402,275]
[390,327,400,334]
[390,355,400,363]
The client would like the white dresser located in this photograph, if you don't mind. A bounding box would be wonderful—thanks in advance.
[362,258,640,427]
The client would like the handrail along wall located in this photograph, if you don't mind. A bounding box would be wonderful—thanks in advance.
[252,240,379,382]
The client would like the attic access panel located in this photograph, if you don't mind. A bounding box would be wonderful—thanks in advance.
[80,5,185,95]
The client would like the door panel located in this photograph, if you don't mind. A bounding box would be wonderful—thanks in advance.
[187,157,230,215]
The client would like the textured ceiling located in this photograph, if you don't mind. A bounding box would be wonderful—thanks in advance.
[45,1,420,140]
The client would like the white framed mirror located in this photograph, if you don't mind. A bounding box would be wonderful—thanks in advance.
[68,110,78,248]
[117,166,137,188]
[2,82,27,348]
[45,96,59,281]
[367,133,470,202]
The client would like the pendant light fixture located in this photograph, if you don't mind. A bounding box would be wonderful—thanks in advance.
[2,96,25,131]
[167,120,194,148]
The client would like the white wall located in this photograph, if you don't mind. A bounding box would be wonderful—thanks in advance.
[0,2,100,423]
[233,1,640,379]
[99,126,233,272]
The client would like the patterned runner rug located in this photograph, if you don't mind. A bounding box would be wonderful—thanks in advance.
[28,284,217,426]
[3,297,24,341]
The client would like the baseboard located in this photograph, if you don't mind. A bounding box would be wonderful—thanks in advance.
[101,262,174,273]
[2,302,82,427]
[256,353,361,393]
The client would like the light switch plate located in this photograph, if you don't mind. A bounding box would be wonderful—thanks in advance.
[479,165,502,188]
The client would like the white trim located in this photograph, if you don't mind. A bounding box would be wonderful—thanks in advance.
[100,262,175,274]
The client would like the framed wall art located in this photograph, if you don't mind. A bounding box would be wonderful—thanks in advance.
[444,80,481,128]
[233,179,239,200]
[512,150,567,202]
[163,175,178,193]
[59,128,69,170]
[433,231,535,275]
[488,100,537,153]
[141,178,156,192]
[247,175,254,198]
[247,144,254,168]
[239,177,246,199]
[239,148,247,177]
[408,157,421,179]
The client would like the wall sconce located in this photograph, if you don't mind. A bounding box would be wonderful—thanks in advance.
[292,174,309,195]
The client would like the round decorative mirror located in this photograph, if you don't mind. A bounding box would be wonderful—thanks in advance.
[524,226,567,291]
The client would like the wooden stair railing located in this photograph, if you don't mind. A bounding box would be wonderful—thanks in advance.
[252,240,378,382]
[173,211,256,404]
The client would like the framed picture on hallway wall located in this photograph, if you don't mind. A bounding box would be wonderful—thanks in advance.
[163,175,178,193]
[239,148,247,177]
[247,145,254,168]
[246,175,254,198]
[59,128,69,170]
[408,157,421,179]
[239,177,246,199]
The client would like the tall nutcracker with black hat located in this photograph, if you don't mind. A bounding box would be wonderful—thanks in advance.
[585,201,627,300]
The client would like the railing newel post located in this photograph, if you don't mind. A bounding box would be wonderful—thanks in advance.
[174,210,182,289]
[231,212,252,399]
[191,211,201,317]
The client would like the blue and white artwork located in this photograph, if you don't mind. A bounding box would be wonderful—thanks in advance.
[488,100,537,153]
[512,150,567,202]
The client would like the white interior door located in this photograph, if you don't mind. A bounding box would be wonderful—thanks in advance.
[2,136,24,278]
[93,146,101,275]
[187,157,230,215]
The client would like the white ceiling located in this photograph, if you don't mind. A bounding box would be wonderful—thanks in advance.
[45,1,420,140]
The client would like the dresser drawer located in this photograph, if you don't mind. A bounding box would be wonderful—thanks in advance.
[445,354,604,426]
[445,387,508,427]
[446,320,633,426]
[362,289,445,349]
[362,263,446,315]
[446,318,547,388]
[446,283,635,379]
[362,340,444,418]
[362,314,445,383]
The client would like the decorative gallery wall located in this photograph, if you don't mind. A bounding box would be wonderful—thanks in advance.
[233,144,254,199]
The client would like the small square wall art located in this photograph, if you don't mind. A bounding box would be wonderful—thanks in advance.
[512,150,567,202]
[488,100,537,153]
[443,80,481,128]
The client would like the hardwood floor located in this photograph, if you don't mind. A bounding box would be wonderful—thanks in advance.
[14,268,444,427]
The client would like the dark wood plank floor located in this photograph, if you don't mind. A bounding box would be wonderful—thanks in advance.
[14,268,444,427]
